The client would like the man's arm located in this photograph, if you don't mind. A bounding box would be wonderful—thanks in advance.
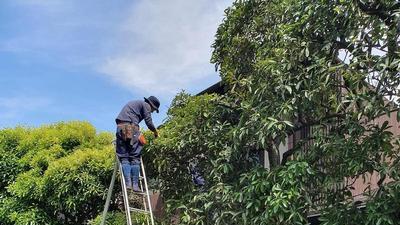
[143,103,158,135]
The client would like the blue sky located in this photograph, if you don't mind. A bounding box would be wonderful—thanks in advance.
[0,0,232,132]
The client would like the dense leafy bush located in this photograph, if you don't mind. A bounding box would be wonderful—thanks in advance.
[89,211,126,225]
[0,121,114,225]
[89,211,150,225]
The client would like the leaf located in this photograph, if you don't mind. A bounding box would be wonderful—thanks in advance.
[381,121,389,130]
[285,85,292,94]
[305,48,310,57]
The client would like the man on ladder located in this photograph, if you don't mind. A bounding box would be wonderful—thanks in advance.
[101,96,160,225]
[115,96,160,191]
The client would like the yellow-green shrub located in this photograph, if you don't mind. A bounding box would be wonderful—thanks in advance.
[0,121,115,225]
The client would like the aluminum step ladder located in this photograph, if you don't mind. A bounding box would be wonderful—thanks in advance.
[100,154,155,225]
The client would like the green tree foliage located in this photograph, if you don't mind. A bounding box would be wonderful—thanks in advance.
[148,0,400,224]
[89,211,127,225]
[0,121,115,225]
[89,211,149,225]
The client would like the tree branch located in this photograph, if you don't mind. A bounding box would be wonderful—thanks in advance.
[356,0,394,26]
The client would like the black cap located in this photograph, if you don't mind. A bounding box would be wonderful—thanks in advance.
[144,96,160,113]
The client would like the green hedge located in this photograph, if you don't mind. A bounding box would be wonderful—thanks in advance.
[89,211,150,225]
[0,121,115,225]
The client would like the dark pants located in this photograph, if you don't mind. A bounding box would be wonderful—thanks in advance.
[116,126,143,191]
[120,158,140,191]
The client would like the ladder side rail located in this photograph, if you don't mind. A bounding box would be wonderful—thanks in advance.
[139,171,150,225]
[140,157,155,225]
[100,159,118,225]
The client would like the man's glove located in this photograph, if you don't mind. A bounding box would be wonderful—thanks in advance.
[153,130,159,138]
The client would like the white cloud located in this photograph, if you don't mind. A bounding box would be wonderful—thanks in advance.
[99,0,232,97]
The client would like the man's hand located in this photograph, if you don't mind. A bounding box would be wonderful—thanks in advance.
[153,130,159,138]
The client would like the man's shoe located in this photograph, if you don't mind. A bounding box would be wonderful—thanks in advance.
[133,185,141,192]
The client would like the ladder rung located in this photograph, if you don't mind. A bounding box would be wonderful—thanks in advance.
[130,207,150,214]
[130,191,148,196]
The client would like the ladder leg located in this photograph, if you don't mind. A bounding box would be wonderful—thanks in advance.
[100,160,118,225]
[139,165,150,225]
[140,157,155,225]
